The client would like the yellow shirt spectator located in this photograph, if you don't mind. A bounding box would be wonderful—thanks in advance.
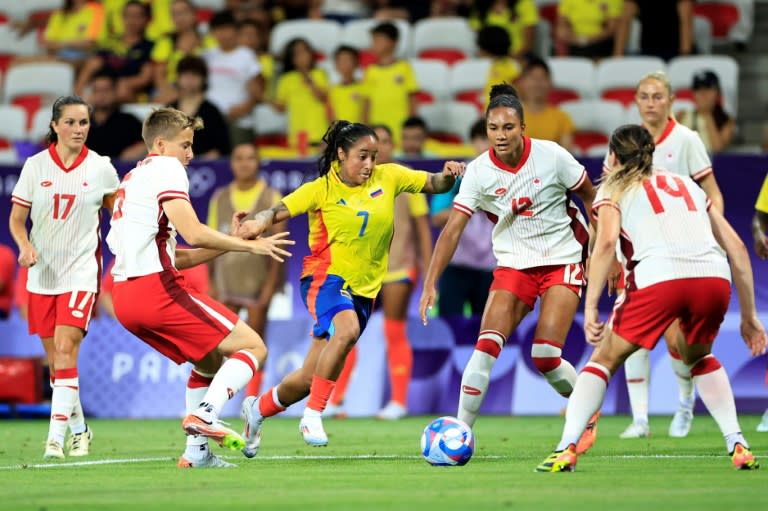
[207,179,282,232]
[45,2,106,47]
[151,33,217,84]
[469,0,539,56]
[558,0,623,39]
[756,174,768,213]
[103,0,173,41]
[258,53,276,99]
[328,82,366,123]
[275,68,330,147]
[523,106,576,145]
[484,58,522,107]
[363,60,418,145]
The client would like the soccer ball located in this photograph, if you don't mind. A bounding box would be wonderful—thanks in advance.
[420,416,474,466]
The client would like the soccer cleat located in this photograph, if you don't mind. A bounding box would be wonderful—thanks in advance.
[182,414,245,451]
[535,444,578,472]
[43,440,65,460]
[619,421,651,439]
[177,452,237,468]
[324,403,348,419]
[67,426,93,457]
[376,401,407,421]
[669,406,694,437]
[299,415,328,446]
[575,411,600,455]
[731,443,759,470]
[240,396,263,458]
[756,409,768,433]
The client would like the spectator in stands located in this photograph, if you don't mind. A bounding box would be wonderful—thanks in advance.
[151,0,217,103]
[240,20,275,99]
[676,70,735,155]
[328,46,365,124]
[39,0,106,66]
[321,0,371,22]
[477,25,522,109]
[273,38,329,153]
[86,69,146,161]
[556,0,622,60]
[362,22,418,147]
[169,56,232,158]
[371,0,431,22]
[203,11,264,146]
[613,0,694,60]
[75,0,154,103]
[103,0,174,41]
[468,0,539,60]
[266,0,323,22]
[397,116,433,159]
[430,119,495,318]
[518,57,575,152]
[0,244,15,320]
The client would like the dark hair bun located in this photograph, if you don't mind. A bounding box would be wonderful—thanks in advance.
[489,83,519,100]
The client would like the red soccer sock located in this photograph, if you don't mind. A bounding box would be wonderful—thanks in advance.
[306,375,336,413]
[384,318,412,405]
[330,347,357,406]
[244,371,263,398]
[258,386,287,418]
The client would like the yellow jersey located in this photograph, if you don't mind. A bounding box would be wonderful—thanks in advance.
[484,58,522,107]
[45,2,105,44]
[756,174,768,214]
[363,60,418,145]
[523,106,575,145]
[103,0,173,41]
[328,81,366,123]
[558,0,623,39]
[275,69,330,147]
[469,0,539,55]
[258,53,276,99]
[282,161,428,298]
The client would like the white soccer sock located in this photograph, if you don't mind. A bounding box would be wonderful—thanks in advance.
[669,350,695,409]
[623,348,650,425]
[691,355,743,451]
[199,351,258,417]
[185,369,215,454]
[531,340,577,397]
[69,396,86,435]
[48,368,80,446]
[556,362,610,451]
[457,331,505,427]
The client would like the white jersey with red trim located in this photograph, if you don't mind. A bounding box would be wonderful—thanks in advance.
[453,137,589,270]
[11,145,119,294]
[602,118,712,181]
[107,155,190,281]
[593,170,729,290]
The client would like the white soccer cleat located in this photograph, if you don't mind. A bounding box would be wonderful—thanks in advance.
[669,407,694,437]
[67,426,93,457]
[177,452,237,468]
[376,401,407,421]
[757,409,768,433]
[240,396,263,458]
[299,415,328,446]
[619,421,650,439]
[43,440,65,460]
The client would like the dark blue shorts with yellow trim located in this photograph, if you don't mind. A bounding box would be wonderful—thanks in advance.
[300,274,373,339]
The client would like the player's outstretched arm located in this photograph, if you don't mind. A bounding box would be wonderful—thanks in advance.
[709,207,767,356]
[419,209,470,325]
[9,204,37,267]
[420,161,465,195]
[238,202,292,239]
[584,204,621,346]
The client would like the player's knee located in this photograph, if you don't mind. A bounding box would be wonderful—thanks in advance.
[531,339,563,373]
[332,326,360,349]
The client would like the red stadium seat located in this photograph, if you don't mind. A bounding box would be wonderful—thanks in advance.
[693,3,739,39]
[12,96,42,130]
[572,132,608,154]
[197,9,214,23]
[413,17,475,65]
[415,90,436,104]
[548,89,580,105]
[358,50,378,68]
[418,49,467,66]
[411,58,450,105]
[455,90,484,113]
[539,4,558,27]
[601,89,638,107]
[254,134,289,148]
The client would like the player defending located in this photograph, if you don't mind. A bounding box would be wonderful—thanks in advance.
[537,125,765,472]
[106,108,293,468]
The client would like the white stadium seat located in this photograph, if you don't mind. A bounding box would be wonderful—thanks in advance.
[1,1,60,22]
[3,62,75,103]
[269,19,342,60]
[121,103,163,123]
[417,101,482,144]
[0,104,27,141]
[560,99,626,155]
[0,25,41,58]
[667,55,738,115]
[28,106,52,142]
[340,18,412,60]
[448,58,491,112]
[412,17,476,64]
[596,56,667,107]
[410,59,450,104]
[252,103,288,146]
[547,57,597,103]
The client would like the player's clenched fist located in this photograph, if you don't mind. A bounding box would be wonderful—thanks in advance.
[18,245,38,267]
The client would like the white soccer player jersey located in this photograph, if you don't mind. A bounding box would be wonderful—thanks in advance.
[107,155,190,281]
[453,137,589,270]
[11,146,119,294]
[602,118,712,181]
[593,170,730,290]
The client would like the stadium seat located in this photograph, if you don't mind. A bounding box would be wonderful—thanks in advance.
[536,0,559,27]
[121,103,163,123]
[693,15,714,54]
[252,104,288,147]
[411,59,450,105]
[269,19,342,60]
[194,0,224,23]
[559,99,626,155]
[547,57,596,104]
[1,1,59,22]
[3,63,75,129]
[534,20,553,58]
[693,1,740,42]
[667,55,738,115]
[339,18,412,65]
[596,56,666,107]
[448,58,492,113]
[28,105,51,142]
[0,104,26,163]
[626,18,641,53]
[412,17,475,65]
[417,102,482,144]
[0,26,40,74]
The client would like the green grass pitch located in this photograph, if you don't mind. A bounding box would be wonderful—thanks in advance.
[0,415,765,510]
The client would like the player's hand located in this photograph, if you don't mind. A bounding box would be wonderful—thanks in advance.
[239,216,270,239]
[230,210,249,236]
[583,306,605,346]
[754,233,768,259]
[18,244,37,267]
[419,286,437,326]
[442,161,466,178]
[740,314,768,356]
[247,232,294,262]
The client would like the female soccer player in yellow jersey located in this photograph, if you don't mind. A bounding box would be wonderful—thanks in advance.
[237,121,464,453]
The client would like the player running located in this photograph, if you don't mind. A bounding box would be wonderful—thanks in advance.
[106,108,293,468]
[419,84,598,453]
[613,71,725,439]
[537,124,765,473]
[237,120,463,453]
[9,96,120,460]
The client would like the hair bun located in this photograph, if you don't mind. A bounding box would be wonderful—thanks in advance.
[489,83,519,101]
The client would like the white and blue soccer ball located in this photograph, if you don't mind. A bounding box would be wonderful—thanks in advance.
[421,416,475,466]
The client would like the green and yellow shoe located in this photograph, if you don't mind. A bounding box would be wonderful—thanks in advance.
[535,444,578,473]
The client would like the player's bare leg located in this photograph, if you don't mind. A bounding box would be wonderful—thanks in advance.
[45,326,85,460]
[378,281,413,420]
[666,320,695,437]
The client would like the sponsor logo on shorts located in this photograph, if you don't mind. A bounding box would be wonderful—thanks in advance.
[71,310,85,319]
[462,385,481,395]
[340,289,352,300]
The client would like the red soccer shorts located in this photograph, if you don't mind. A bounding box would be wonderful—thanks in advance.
[611,277,730,349]
[490,263,584,309]
[28,290,97,337]
[112,270,239,364]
